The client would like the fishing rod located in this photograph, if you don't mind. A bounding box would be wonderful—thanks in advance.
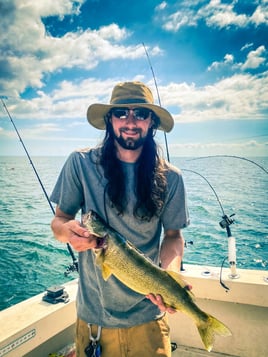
[181,168,237,288]
[188,155,268,273]
[187,154,268,282]
[142,43,170,162]
[0,96,78,276]
[142,45,238,286]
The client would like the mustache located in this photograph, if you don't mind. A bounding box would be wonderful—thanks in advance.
[119,128,142,134]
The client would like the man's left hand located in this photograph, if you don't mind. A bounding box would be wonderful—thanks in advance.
[146,294,177,314]
[146,284,192,314]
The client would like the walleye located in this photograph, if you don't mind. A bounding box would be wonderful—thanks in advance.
[82,210,231,352]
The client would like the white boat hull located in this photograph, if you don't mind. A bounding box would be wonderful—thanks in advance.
[0,265,267,357]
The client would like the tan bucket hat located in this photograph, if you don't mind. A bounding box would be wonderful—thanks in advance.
[87,81,174,132]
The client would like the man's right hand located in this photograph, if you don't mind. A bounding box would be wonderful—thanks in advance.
[51,207,98,251]
[63,219,98,251]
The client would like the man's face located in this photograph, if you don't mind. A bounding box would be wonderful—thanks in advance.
[109,107,154,150]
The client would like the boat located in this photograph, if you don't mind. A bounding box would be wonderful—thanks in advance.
[0,263,267,357]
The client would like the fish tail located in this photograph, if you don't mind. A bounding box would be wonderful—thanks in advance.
[197,314,232,352]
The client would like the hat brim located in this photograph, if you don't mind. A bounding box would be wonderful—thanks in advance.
[87,103,174,132]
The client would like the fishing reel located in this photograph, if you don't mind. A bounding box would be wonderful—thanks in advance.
[184,240,194,248]
[219,213,235,229]
[64,261,79,276]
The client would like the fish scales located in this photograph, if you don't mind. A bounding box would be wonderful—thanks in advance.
[82,210,232,352]
[102,237,203,317]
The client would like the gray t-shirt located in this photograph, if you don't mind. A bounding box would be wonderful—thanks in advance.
[50,148,189,327]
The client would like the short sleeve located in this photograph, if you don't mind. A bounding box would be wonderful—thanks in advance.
[161,168,190,230]
[50,152,84,216]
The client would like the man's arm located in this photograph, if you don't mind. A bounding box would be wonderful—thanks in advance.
[51,206,97,252]
[160,229,184,271]
[146,229,189,313]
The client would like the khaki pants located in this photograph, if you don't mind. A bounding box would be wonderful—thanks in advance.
[75,315,171,357]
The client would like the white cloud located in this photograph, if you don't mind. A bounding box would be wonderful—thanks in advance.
[2,64,267,127]
[159,0,268,32]
[163,11,195,32]
[23,0,84,18]
[156,2,168,11]
[0,0,267,134]
[208,54,234,71]
[204,0,248,28]
[207,45,267,73]
[0,1,158,97]
[241,43,254,51]
[241,45,267,69]
[3,68,267,125]
[157,72,268,122]
[251,2,268,26]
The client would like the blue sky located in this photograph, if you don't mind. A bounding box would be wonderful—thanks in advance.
[0,0,267,157]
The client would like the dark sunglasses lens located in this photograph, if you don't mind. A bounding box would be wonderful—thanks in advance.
[133,108,151,120]
[111,108,151,120]
[112,109,128,119]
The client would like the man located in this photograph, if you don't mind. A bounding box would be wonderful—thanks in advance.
[50,81,190,357]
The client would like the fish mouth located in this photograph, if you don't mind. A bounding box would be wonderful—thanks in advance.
[95,234,108,249]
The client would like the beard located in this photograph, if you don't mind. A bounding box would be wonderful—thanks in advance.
[113,129,147,150]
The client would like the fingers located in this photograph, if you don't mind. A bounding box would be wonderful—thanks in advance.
[146,294,176,314]
[67,220,90,238]
[65,220,98,252]
[145,280,193,314]
[69,235,97,252]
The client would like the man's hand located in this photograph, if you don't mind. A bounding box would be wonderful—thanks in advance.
[64,219,98,252]
[146,294,177,314]
[146,284,193,314]
[51,206,98,252]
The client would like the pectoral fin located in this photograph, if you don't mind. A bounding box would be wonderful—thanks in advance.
[95,252,113,280]
[101,264,113,280]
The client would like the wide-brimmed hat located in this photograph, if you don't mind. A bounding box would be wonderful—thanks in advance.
[87,81,174,132]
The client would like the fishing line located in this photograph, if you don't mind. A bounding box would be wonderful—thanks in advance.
[219,257,230,292]
[181,168,225,216]
[141,45,229,213]
[189,155,268,175]
[142,45,229,215]
[0,97,78,275]
[142,43,170,162]
[187,155,268,286]
[142,47,237,287]
[181,168,236,290]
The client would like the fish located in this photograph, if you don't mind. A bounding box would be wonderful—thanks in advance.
[82,210,232,352]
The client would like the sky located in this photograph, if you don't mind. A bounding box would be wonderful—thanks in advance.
[0,0,268,157]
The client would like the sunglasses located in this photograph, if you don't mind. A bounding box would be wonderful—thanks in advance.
[111,107,152,121]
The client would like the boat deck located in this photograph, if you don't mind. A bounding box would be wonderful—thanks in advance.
[173,345,239,357]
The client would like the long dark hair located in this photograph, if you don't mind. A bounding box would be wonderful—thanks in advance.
[99,113,167,221]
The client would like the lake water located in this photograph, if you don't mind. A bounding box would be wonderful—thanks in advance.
[0,155,267,310]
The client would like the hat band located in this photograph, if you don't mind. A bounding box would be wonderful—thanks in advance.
[111,98,152,105]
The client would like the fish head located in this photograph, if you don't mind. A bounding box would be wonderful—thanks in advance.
[82,210,109,249]
[82,210,107,234]
[82,210,124,254]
